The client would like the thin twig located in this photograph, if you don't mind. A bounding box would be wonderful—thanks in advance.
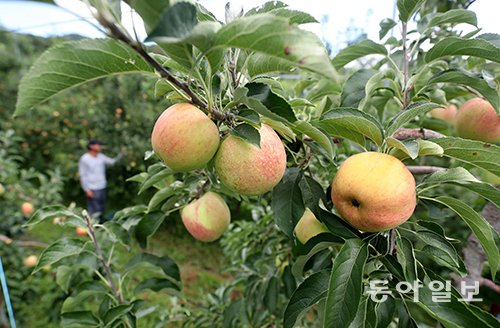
[0,234,48,248]
[82,210,123,304]
[401,21,411,109]
[407,166,446,174]
[392,128,445,140]
[389,229,396,255]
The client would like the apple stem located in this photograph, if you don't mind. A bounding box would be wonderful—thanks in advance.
[82,210,123,304]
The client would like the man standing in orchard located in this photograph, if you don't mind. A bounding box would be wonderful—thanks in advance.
[78,140,121,219]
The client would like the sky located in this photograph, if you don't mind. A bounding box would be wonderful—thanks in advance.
[0,0,498,52]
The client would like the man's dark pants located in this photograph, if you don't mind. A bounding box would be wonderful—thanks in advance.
[87,188,107,217]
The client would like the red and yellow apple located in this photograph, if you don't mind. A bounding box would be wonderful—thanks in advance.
[181,192,231,242]
[23,255,38,268]
[331,152,417,232]
[429,104,457,123]
[75,227,88,236]
[214,124,286,196]
[151,103,220,172]
[455,98,500,143]
[294,208,329,244]
[21,202,34,217]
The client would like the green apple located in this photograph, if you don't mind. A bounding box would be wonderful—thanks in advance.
[294,208,329,244]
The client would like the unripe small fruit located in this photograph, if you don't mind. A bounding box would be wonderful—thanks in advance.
[75,227,88,236]
[181,192,231,242]
[215,124,286,196]
[0,183,5,195]
[21,202,34,217]
[429,104,457,123]
[455,98,500,143]
[331,152,416,232]
[151,103,220,172]
[294,208,329,244]
[23,255,38,268]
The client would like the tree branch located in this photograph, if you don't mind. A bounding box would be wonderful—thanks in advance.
[82,210,123,304]
[401,21,411,109]
[392,128,445,140]
[407,166,446,174]
[0,234,48,248]
[97,14,231,123]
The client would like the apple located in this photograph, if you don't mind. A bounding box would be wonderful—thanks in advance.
[151,103,220,172]
[23,255,38,268]
[294,208,329,244]
[429,104,457,123]
[75,227,88,236]
[455,98,500,143]
[331,152,417,232]
[181,192,231,242]
[214,124,287,196]
[21,202,34,217]
[0,183,5,195]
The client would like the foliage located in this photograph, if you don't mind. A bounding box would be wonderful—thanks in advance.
[9,0,500,327]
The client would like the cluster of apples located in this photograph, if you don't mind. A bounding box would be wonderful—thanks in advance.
[151,103,287,242]
[430,98,500,143]
[152,103,421,243]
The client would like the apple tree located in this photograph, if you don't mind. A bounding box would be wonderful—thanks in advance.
[13,0,499,327]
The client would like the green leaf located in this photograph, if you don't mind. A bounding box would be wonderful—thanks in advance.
[283,269,330,328]
[414,282,498,328]
[433,137,500,176]
[426,9,477,29]
[15,39,153,115]
[214,14,336,79]
[323,239,368,328]
[293,121,334,159]
[477,33,500,48]
[387,137,419,159]
[428,69,499,109]
[386,101,440,136]
[292,239,340,277]
[56,266,75,293]
[25,205,83,228]
[147,186,178,212]
[135,212,166,249]
[113,205,147,220]
[299,175,327,216]
[124,253,181,284]
[317,107,384,146]
[332,39,387,70]
[101,222,131,250]
[375,296,396,328]
[379,18,397,39]
[397,0,424,22]
[424,196,499,279]
[416,140,444,157]
[271,168,304,238]
[134,278,180,294]
[103,304,134,326]
[246,82,296,122]
[230,123,261,147]
[318,210,360,240]
[61,311,100,327]
[139,167,174,194]
[425,37,500,63]
[306,79,342,103]
[235,108,261,125]
[395,236,417,282]
[34,238,86,273]
[124,0,171,33]
[263,276,280,314]
[340,69,377,108]
[419,167,500,207]
[146,2,197,41]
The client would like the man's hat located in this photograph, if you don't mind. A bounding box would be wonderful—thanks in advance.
[87,139,103,148]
